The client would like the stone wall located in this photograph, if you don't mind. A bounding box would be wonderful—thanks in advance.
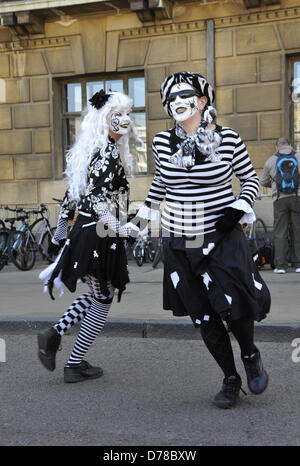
[1,3,300,225]
[115,11,300,198]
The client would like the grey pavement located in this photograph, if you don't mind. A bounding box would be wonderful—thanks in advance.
[0,260,300,340]
[1,261,300,447]
[0,334,300,446]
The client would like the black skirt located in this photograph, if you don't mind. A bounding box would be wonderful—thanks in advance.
[51,213,129,301]
[162,224,271,327]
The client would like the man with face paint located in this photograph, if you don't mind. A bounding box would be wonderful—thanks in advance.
[37,90,142,383]
[136,72,271,409]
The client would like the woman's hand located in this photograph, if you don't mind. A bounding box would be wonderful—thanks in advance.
[215,207,244,234]
[47,239,65,258]
[121,221,140,237]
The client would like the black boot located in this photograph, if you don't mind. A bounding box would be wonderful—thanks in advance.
[64,360,103,383]
[37,327,61,371]
[213,374,242,409]
[242,348,268,394]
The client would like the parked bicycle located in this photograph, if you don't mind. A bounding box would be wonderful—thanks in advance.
[0,203,58,271]
[8,214,37,271]
[0,207,36,271]
[29,203,56,262]
[0,206,25,271]
[243,217,275,269]
[243,218,266,255]
[0,207,5,229]
[152,229,164,268]
[124,236,136,260]
[133,233,156,267]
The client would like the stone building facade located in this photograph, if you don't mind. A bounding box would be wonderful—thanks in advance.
[1,0,300,224]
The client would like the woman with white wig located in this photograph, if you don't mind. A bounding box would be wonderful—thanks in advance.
[37,90,141,383]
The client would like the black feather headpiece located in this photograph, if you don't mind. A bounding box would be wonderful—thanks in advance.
[89,89,111,110]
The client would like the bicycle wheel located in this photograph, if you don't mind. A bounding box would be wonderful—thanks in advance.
[39,227,57,262]
[29,218,47,261]
[124,237,135,260]
[146,240,155,262]
[0,228,10,271]
[255,218,268,240]
[134,243,144,266]
[152,243,161,268]
[253,218,267,257]
[8,231,36,271]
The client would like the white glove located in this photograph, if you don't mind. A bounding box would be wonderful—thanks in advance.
[137,225,149,239]
[122,221,140,237]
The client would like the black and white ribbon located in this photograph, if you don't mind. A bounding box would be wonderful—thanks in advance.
[169,117,222,168]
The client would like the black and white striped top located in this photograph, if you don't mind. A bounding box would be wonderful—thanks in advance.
[145,126,259,236]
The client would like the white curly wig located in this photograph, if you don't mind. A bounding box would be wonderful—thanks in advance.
[65,91,143,202]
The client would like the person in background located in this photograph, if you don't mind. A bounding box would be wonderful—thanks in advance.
[260,137,300,274]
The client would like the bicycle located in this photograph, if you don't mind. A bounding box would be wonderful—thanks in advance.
[124,236,136,260]
[0,210,5,229]
[0,207,36,271]
[7,212,37,271]
[29,204,56,262]
[243,217,266,254]
[0,206,25,271]
[152,229,164,268]
[132,233,156,267]
[0,227,10,271]
[243,217,275,269]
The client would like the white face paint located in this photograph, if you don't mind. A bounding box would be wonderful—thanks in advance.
[169,83,199,122]
[109,108,131,135]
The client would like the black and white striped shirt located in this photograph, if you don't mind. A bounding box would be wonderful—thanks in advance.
[144,126,259,236]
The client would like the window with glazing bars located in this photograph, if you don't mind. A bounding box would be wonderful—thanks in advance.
[61,74,147,174]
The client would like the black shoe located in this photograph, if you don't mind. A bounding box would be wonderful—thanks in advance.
[64,361,103,383]
[242,348,268,395]
[37,327,61,371]
[213,374,242,409]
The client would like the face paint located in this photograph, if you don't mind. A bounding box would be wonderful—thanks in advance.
[169,83,200,122]
[109,108,131,135]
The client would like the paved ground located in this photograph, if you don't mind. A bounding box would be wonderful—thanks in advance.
[1,259,300,323]
[0,260,300,340]
[0,334,299,446]
[1,260,300,448]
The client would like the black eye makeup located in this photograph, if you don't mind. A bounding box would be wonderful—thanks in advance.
[168,89,200,103]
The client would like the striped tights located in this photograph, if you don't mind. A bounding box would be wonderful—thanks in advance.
[53,275,114,366]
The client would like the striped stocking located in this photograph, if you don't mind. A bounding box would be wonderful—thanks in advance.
[65,276,114,366]
[53,292,93,336]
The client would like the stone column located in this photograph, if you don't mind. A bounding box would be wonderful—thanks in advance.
[206,19,215,90]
